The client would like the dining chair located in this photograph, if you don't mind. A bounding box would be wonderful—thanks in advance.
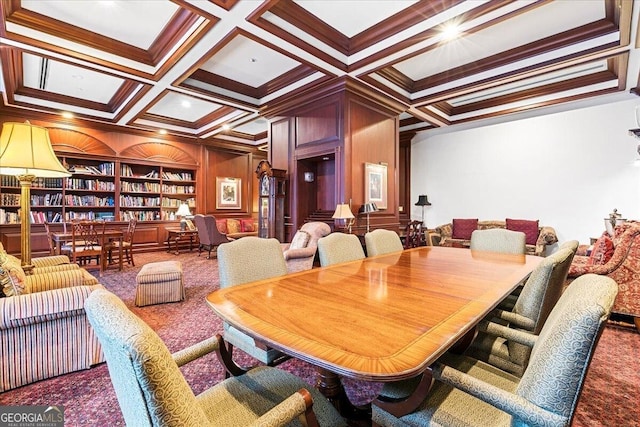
[107,218,137,267]
[193,214,231,259]
[63,220,106,275]
[43,221,70,257]
[84,288,346,427]
[317,233,365,266]
[365,229,404,256]
[403,220,427,249]
[372,274,618,427]
[217,237,289,368]
[469,228,526,254]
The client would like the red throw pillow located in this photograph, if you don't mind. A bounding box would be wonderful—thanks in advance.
[588,234,614,265]
[506,218,539,246]
[216,219,227,234]
[452,218,478,240]
[241,218,255,232]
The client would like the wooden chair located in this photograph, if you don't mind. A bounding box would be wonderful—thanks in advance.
[43,221,70,256]
[403,220,427,249]
[63,220,106,275]
[107,218,137,266]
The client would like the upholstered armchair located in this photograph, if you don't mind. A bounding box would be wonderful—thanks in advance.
[0,257,105,391]
[567,221,640,330]
[365,229,404,256]
[84,288,346,427]
[194,214,232,259]
[372,274,617,427]
[469,229,526,254]
[317,233,365,267]
[281,221,331,272]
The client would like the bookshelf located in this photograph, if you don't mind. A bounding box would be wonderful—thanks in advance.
[0,157,196,225]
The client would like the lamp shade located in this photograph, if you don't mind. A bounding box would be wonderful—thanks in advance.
[415,195,431,206]
[332,204,354,220]
[176,203,192,217]
[360,202,378,214]
[0,122,70,178]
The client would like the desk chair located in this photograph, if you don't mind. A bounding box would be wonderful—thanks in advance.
[84,289,345,427]
[365,229,404,256]
[372,274,617,427]
[217,237,289,368]
[470,228,526,254]
[317,233,365,266]
[108,218,137,267]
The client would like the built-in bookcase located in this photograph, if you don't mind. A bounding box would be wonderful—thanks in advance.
[0,156,196,224]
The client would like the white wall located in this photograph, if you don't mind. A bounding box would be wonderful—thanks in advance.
[410,98,640,245]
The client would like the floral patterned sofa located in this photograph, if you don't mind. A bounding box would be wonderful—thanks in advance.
[566,221,640,331]
[435,219,558,256]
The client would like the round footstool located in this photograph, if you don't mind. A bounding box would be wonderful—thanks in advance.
[135,261,184,306]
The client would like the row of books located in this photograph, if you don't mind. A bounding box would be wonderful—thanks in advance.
[162,197,196,208]
[162,171,193,181]
[65,178,116,191]
[0,176,65,188]
[0,194,19,205]
[64,195,115,207]
[120,211,159,221]
[119,196,161,207]
[161,184,195,194]
[31,193,63,206]
[69,162,115,176]
[120,181,161,193]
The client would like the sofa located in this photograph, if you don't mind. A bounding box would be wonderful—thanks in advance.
[566,221,640,330]
[435,218,558,256]
[215,217,258,239]
[0,245,105,391]
[281,222,331,273]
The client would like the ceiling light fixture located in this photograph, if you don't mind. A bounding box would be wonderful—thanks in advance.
[440,22,461,41]
[222,124,231,131]
[61,111,74,119]
[181,100,191,108]
[158,129,167,135]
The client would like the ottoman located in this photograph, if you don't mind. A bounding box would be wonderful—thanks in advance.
[135,261,184,306]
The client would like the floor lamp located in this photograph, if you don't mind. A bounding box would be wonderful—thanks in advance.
[415,195,431,224]
[0,121,71,273]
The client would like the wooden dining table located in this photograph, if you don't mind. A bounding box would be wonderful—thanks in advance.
[206,246,542,419]
[51,228,124,271]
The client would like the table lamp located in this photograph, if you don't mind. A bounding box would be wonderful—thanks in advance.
[332,203,355,234]
[415,194,431,224]
[360,202,378,233]
[176,203,192,230]
[0,121,71,273]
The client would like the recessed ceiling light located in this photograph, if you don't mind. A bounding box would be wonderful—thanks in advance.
[61,111,74,119]
[181,100,191,108]
[222,124,231,131]
[440,22,461,41]
[159,129,167,135]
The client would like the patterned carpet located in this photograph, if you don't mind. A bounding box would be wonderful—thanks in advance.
[0,250,638,426]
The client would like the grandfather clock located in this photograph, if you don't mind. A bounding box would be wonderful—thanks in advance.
[256,160,287,241]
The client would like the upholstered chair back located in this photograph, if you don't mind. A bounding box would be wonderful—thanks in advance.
[85,289,209,426]
[516,274,617,424]
[317,233,365,267]
[365,229,404,256]
[558,239,579,256]
[470,228,526,254]
[218,236,287,288]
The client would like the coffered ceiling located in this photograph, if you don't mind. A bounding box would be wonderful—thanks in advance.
[0,0,638,147]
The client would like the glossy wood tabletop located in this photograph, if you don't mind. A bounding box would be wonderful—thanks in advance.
[206,246,542,382]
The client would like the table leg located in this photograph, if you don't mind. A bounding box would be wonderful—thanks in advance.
[118,238,123,271]
[316,368,371,425]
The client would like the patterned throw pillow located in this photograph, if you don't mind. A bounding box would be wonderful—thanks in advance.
[506,218,540,245]
[216,219,228,234]
[452,218,478,240]
[2,265,28,296]
[289,230,311,250]
[227,219,241,234]
[588,234,614,265]
[240,219,255,232]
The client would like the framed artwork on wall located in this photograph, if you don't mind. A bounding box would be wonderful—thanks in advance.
[216,177,241,209]
[364,162,387,209]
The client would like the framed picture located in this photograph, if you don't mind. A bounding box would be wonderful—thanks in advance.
[216,177,241,209]
[364,162,387,209]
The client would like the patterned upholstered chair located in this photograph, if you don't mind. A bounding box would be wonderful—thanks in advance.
[372,274,618,427]
[470,229,526,255]
[566,221,640,331]
[464,247,575,376]
[194,214,231,259]
[0,250,104,391]
[217,237,289,367]
[281,221,331,273]
[84,289,346,427]
[317,233,365,267]
[365,229,404,256]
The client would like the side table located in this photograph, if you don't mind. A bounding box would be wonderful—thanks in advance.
[166,228,199,255]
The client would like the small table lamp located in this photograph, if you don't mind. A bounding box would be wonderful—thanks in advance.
[332,203,355,234]
[176,203,192,230]
[360,202,378,233]
[415,195,432,224]
[0,121,71,272]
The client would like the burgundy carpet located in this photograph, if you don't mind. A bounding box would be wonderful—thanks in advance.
[0,251,638,426]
